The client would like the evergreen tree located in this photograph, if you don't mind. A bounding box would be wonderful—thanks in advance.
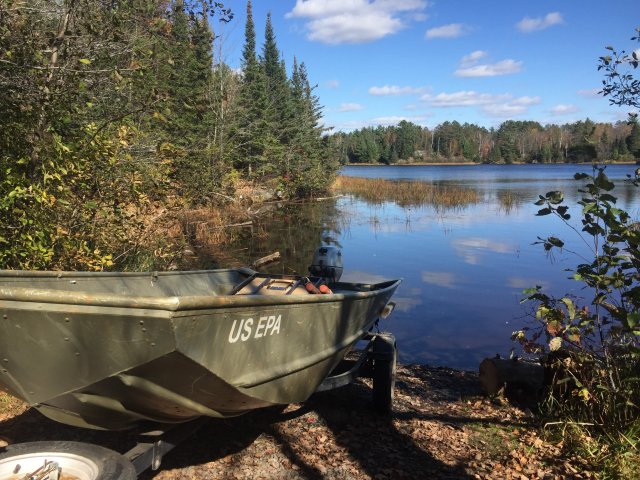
[285,60,336,196]
[233,0,268,177]
[395,121,422,160]
[627,121,640,159]
[259,12,292,175]
[163,1,217,200]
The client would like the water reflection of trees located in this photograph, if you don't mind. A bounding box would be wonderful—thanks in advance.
[228,200,347,275]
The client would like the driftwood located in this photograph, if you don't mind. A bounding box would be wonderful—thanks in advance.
[314,194,344,202]
[251,251,281,269]
[224,221,253,228]
[479,357,544,397]
[211,191,238,203]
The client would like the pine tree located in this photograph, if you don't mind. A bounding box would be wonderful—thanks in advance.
[627,121,640,159]
[162,1,218,200]
[285,60,336,197]
[233,0,269,177]
[260,12,294,175]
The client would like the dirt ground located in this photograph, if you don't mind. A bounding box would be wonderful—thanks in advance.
[0,364,596,479]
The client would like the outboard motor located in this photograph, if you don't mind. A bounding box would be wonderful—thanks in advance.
[309,246,343,283]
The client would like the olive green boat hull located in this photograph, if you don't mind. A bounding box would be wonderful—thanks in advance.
[0,269,399,430]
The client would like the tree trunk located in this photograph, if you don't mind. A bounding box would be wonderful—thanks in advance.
[31,1,75,176]
[479,357,544,397]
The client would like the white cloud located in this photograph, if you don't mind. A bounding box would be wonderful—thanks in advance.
[512,96,540,106]
[370,115,429,126]
[481,103,529,117]
[455,59,523,77]
[286,0,428,45]
[324,79,340,89]
[302,14,402,44]
[332,114,431,131]
[454,51,523,78]
[549,104,579,115]
[412,12,429,22]
[460,50,487,67]
[338,102,364,112]
[369,85,427,96]
[425,23,468,39]
[422,91,540,118]
[482,96,540,117]
[577,88,600,99]
[423,91,507,107]
[517,12,563,33]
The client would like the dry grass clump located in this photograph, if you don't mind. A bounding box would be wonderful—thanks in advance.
[497,190,521,214]
[0,391,27,422]
[333,175,480,208]
[176,203,254,265]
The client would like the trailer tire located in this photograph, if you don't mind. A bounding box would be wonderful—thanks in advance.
[0,441,136,480]
[372,333,397,414]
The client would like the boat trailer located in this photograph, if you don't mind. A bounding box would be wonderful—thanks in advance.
[0,332,398,480]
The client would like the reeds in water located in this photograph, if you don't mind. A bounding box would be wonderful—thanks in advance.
[333,176,480,208]
[497,190,521,214]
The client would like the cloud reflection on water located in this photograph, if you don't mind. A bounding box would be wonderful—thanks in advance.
[451,236,515,265]
[507,276,551,291]
[421,271,458,289]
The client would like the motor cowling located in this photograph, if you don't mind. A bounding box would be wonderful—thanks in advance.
[309,246,343,283]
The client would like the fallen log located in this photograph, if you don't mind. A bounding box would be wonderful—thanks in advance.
[479,357,544,397]
[251,251,281,268]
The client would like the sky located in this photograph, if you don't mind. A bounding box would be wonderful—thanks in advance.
[213,1,639,132]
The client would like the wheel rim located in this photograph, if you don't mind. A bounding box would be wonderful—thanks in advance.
[0,451,99,480]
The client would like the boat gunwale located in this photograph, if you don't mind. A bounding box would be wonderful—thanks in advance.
[0,280,402,311]
[0,268,250,279]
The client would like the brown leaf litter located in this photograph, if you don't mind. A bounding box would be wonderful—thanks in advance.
[0,365,596,479]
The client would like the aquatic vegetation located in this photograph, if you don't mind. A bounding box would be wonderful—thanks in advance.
[497,190,522,214]
[333,175,480,208]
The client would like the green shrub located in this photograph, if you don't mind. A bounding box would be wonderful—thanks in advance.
[514,167,640,433]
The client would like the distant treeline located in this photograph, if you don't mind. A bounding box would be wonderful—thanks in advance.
[327,119,640,164]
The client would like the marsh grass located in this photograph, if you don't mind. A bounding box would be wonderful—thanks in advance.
[497,190,522,214]
[333,175,480,208]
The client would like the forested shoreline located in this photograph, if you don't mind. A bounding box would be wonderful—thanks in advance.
[1,0,334,271]
[329,118,640,165]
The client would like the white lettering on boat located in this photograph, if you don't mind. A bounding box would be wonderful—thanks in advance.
[241,318,253,341]
[228,315,282,343]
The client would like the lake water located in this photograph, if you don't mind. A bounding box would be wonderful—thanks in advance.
[231,164,640,370]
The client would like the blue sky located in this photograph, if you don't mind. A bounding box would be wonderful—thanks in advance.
[214,1,639,132]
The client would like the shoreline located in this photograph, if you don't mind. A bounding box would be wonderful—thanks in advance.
[343,160,638,166]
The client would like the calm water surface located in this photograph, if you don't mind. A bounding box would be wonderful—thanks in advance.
[232,164,640,370]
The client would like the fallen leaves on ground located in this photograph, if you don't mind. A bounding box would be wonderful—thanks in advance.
[0,365,598,479]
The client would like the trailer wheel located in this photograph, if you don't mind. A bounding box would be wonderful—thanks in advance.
[0,441,136,480]
[372,333,397,414]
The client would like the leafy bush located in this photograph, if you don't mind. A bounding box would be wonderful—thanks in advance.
[513,167,640,433]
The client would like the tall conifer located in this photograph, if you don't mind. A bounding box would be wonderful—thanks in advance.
[234,0,268,176]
